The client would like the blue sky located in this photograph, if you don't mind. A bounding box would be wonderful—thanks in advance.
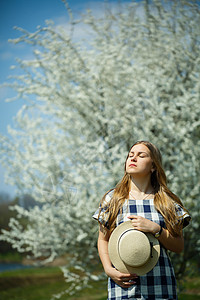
[0,0,132,197]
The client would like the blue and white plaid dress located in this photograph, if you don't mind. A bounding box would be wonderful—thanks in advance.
[93,190,191,300]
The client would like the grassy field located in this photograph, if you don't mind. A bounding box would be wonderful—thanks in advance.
[0,266,199,300]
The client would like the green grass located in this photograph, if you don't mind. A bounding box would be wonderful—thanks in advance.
[179,296,200,300]
[0,266,62,278]
[0,266,107,300]
[0,252,23,263]
[0,266,199,300]
[0,266,65,300]
[179,275,200,300]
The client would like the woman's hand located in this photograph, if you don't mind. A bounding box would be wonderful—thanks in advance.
[127,215,160,234]
[127,215,184,253]
[98,226,138,288]
[105,266,138,288]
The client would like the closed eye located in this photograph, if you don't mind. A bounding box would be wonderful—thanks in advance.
[128,151,148,158]
[139,154,147,158]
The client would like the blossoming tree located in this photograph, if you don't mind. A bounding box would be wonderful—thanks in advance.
[0,0,200,296]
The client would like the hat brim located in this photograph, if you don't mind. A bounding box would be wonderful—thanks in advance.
[108,221,160,276]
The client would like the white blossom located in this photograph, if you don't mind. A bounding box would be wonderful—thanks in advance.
[0,0,200,296]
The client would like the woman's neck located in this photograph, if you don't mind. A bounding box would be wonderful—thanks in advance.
[130,176,153,195]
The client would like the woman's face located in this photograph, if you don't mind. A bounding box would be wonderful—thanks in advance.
[125,143,154,177]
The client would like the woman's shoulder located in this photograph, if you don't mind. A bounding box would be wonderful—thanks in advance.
[104,188,115,204]
[92,189,114,225]
[173,201,191,228]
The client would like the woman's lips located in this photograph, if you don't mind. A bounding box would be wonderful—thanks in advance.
[129,164,137,167]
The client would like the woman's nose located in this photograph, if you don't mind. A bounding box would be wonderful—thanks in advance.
[131,156,137,161]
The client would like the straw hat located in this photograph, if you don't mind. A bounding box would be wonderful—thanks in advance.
[108,221,160,276]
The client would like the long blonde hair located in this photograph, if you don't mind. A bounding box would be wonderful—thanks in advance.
[99,141,187,237]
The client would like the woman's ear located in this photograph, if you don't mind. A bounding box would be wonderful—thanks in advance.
[151,162,156,173]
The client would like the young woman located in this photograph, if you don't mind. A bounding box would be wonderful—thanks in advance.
[93,141,191,300]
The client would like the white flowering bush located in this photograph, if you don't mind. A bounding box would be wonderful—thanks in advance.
[0,0,200,296]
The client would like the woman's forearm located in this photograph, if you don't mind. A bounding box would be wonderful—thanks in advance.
[128,215,184,254]
[97,226,138,287]
[157,227,184,253]
[97,228,113,274]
